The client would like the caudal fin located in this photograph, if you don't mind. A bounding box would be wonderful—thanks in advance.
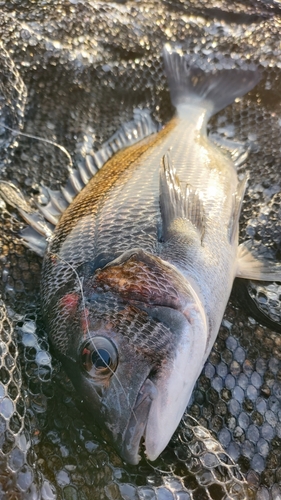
[163,44,261,118]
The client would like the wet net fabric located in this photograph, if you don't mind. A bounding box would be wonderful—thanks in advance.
[0,1,281,499]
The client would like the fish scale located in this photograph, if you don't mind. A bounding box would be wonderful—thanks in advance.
[0,1,281,498]
[34,46,280,468]
[45,113,236,287]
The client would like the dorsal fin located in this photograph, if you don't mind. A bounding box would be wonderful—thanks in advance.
[36,109,157,226]
[1,109,157,256]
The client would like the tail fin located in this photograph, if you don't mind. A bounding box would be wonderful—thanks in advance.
[163,44,261,118]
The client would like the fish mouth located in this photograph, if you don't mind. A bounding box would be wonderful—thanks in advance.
[119,304,208,465]
[121,377,158,465]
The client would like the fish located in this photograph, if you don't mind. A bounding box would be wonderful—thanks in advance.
[12,45,281,466]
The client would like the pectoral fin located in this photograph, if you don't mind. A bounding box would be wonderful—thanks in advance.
[159,153,205,241]
[236,241,281,282]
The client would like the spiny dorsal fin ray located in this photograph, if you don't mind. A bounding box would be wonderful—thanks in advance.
[18,210,53,239]
[44,187,69,213]
[159,152,205,241]
[20,225,50,257]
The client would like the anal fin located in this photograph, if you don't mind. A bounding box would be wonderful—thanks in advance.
[236,241,281,282]
[159,153,205,242]
[209,133,254,169]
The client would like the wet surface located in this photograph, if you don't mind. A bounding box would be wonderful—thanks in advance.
[0,1,281,499]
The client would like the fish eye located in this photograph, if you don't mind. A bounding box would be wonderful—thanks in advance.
[81,336,118,378]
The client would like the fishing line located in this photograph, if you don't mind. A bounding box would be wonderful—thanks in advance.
[3,119,145,424]
[4,121,139,422]
[2,124,74,172]
[50,251,137,421]
[144,456,175,474]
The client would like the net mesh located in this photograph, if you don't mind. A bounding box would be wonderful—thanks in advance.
[0,1,281,499]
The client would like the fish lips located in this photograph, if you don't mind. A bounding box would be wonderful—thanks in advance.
[99,356,158,465]
[120,378,158,465]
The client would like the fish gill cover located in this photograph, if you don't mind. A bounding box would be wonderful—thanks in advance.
[0,1,281,499]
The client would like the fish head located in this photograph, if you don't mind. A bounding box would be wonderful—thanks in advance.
[49,249,208,464]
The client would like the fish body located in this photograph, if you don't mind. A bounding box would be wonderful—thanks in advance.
[39,46,277,464]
